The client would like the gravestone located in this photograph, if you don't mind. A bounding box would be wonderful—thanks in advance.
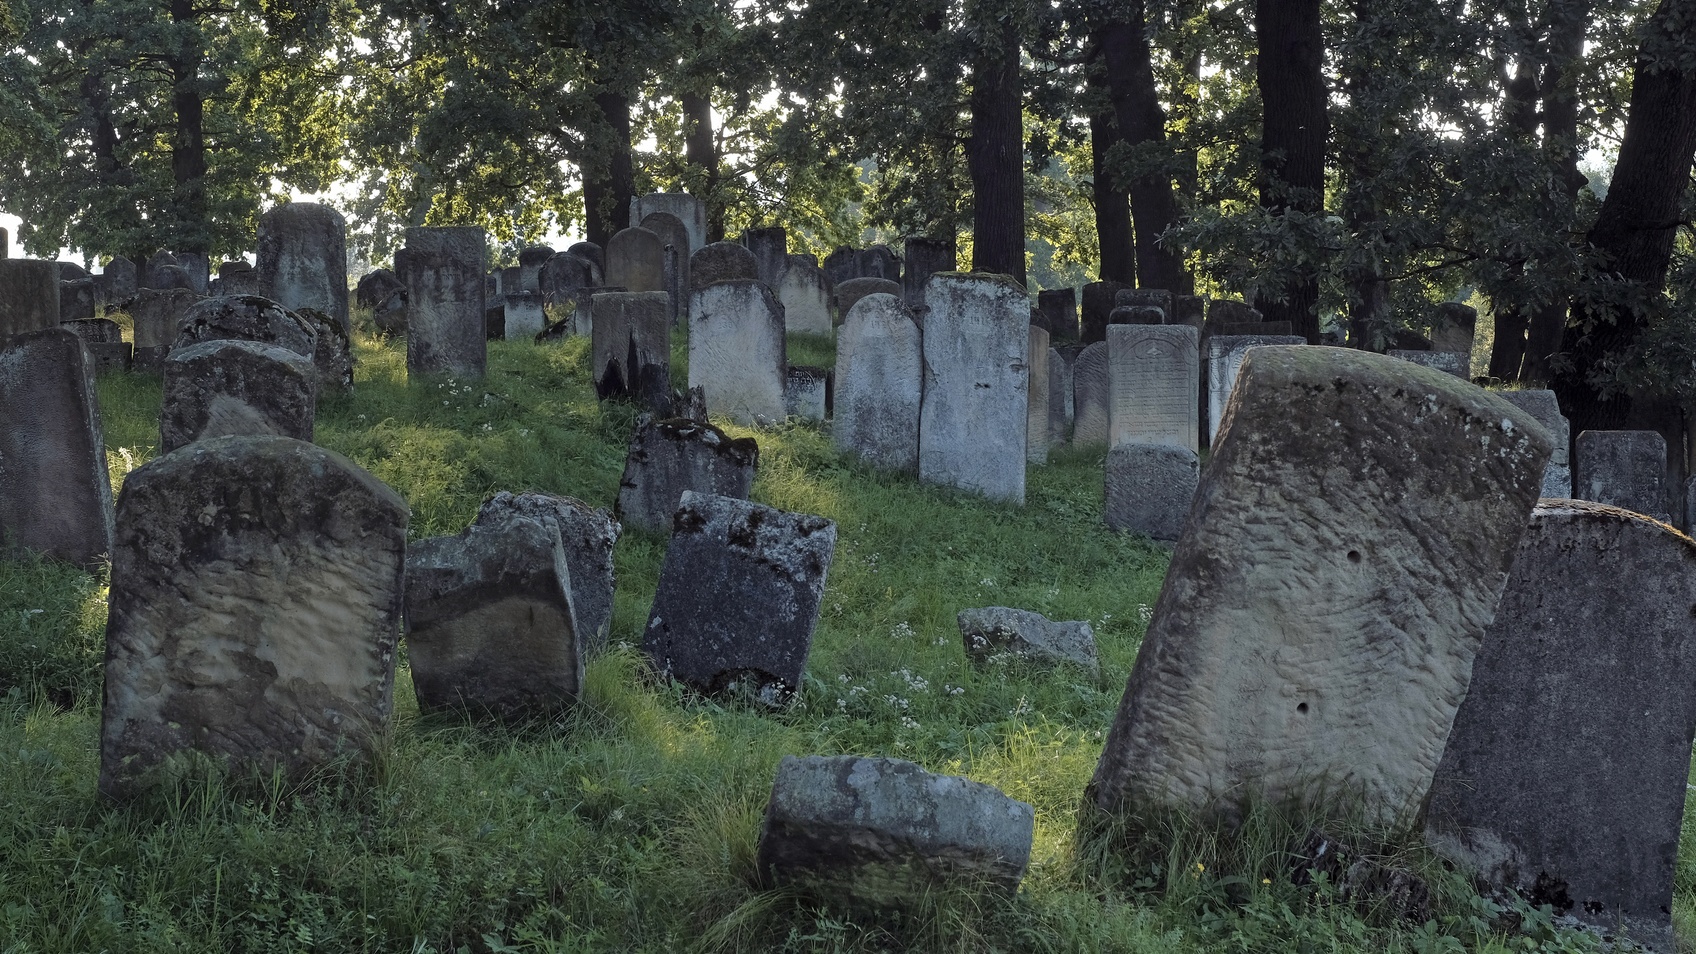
[616,416,759,534]
[1430,302,1477,357]
[1574,430,1667,520]
[1116,288,1174,319]
[1104,443,1199,542]
[591,291,672,414]
[777,256,833,336]
[743,227,788,288]
[539,251,601,308]
[356,268,408,334]
[476,493,619,656]
[63,318,130,372]
[1108,325,1199,453]
[958,607,1097,675]
[172,295,317,358]
[1218,320,1291,336]
[630,193,707,253]
[103,257,138,302]
[858,246,901,282]
[832,277,902,326]
[1108,305,1164,326]
[297,307,353,394]
[903,237,955,309]
[255,203,349,330]
[60,278,97,322]
[1205,299,1261,328]
[822,247,858,287]
[1047,347,1068,446]
[176,252,210,294]
[1081,280,1132,343]
[150,264,198,292]
[0,328,114,566]
[160,339,316,453]
[834,293,922,473]
[688,280,788,426]
[129,288,200,371]
[1171,295,1206,330]
[517,245,554,292]
[918,274,1029,504]
[503,290,547,339]
[99,435,407,798]
[689,241,758,293]
[1389,349,1467,378]
[218,261,264,297]
[144,250,180,289]
[1425,500,1696,954]
[405,508,582,719]
[1038,288,1078,342]
[0,260,61,341]
[1206,335,1306,445]
[1495,390,1571,498]
[605,227,665,295]
[568,241,605,274]
[643,491,835,705]
[756,755,1034,900]
[404,226,487,377]
[1071,342,1110,447]
[640,212,692,323]
[1088,347,1552,828]
[1027,326,1051,464]
[786,366,828,421]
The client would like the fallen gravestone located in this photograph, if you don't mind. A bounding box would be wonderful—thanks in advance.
[591,291,673,415]
[1495,389,1571,498]
[1071,342,1109,447]
[643,491,835,705]
[833,293,922,473]
[1087,346,1552,830]
[99,435,407,798]
[160,339,316,453]
[477,492,620,655]
[958,607,1098,675]
[255,202,349,330]
[918,273,1030,504]
[1574,430,1667,520]
[404,226,487,377]
[688,280,787,425]
[1108,324,1199,454]
[1104,442,1200,542]
[615,416,759,534]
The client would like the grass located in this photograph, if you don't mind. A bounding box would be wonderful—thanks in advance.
[0,317,1655,953]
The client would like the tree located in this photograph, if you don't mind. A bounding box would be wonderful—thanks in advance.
[966,0,1028,283]
[1253,0,1329,342]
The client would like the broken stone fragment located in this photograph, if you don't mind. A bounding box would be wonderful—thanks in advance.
[957,606,1098,676]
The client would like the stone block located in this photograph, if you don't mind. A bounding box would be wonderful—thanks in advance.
[958,606,1098,675]
[615,416,759,534]
[1104,442,1199,542]
[688,280,787,426]
[161,339,316,453]
[918,273,1030,504]
[834,293,921,473]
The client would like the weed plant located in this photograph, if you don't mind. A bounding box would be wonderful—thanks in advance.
[0,320,1654,953]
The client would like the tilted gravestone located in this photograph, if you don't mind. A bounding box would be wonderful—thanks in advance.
[129,288,200,371]
[777,255,832,336]
[832,277,902,327]
[919,273,1030,504]
[160,339,316,453]
[296,307,354,394]
[1087,347,1552,829]
[1080,280,1132,344]
[172,295,318,358]
[689,241,758,294]
[743,227,789,288]
[476,492,619,656]
[834,293,922,474]
[591,291,672,415]
[1574,430,1667,520]
[785,366,828,422]
[630,193,707,254]
[1108,325,1199,454]
[605,227,666,295]
[1038,288,1078,342]
[1105,442,1199,542]
[99,435,408,798]
[255,202,349,330]
[1206,335,1306,445]
[958,606,1098,675]
[616,416,759,534]
[903,237,955,309]
[1425,500,1696,954]
[1496,389,1571,497]
[640,212,692,323]
[1027,326,1051,465]
[756,755,1034,900]
[688,280,788,426]
[1071,342,1109,447]
[405,508,583,719]
[0,328,114,566]
[643,491,835,705]
[403,226,487,377]
[0,260,61,342]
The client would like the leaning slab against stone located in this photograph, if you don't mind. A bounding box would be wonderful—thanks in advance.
[0,260,61,342]
[832,277,902,326]
[958,606,1098,675]
[0,328,114,566]
[756,755,1035,900]
[171,294,318,359]
[477,492,620,656]
[591,291,673,414]
[99,435,407,798]
[1088,346,1552,829]
[404,226,487,378]
[1206,335,1305,445]
[405,508,582,719]
[1071,341,1110,447]
[255,202,349,330]
[1574,430,1667,520]
[1425,501,1696,954]
[688,241,758,293]
[643,492,835,704]
[918,273,1030,505]
[1108,324,1199,454]
[834,293,922,473]
[160,339,316,453]
[1494,389,1571,498]
[615,417,760,534]
[1388,349,1467,378]
[688,280,787,425]
[1104,442,1199,542]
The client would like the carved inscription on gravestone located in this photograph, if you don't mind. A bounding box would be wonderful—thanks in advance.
[1108,325,1198,454]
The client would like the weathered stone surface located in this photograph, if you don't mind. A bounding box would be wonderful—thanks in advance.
[834,293,922,473]
[1574,430,1667,520]
[0,260,61,342]
[1109,305,1165,326]
[99,435,407,798]
[476,492,620,656]
[503,290,547,339]
[688,280,787,425]
[825,245,902,287]
[103,257,139,302]
[405,508,582,719]
[177,252,210,294]
[1038,288,1078,342]
[129,288,200,371]
[1430,302,1477,356]
[296,307,353,394]
[356,268,408,334]
[1389,349,1467,378]
[643,491,835,704]
[630,193,707,253]
[903,237,954,309]
[639,212,692,322]
[1072,342,1109,447]
[1089,346,1552,828]
[62,317,123,344]
[150,264,198,292]
[172,295,318,359]
[689,241,758,293]
[1027,326,1051,464]
[1206,335,1305,445]
[517,245,554,292]
[743,227,788,288]
[832,277,902,326]
[786,365,828,421]
[958,606,1098,675]
[1104,442,1199,542]
[918,273,1030,504]
[756,755,1035,899]
[1205,299,1261,327]
[590,291,673,415]
[616,417,759,534]
[0,328,114,565]
[1494,389,1570,497]
[1047,347,1069,445]
[87,342,132,373]
[539,251,601,307]
[255,203,349,330]
[1425,501,1696,954]
[778,256,833,336]
[161,339,316,453]
[216,261,265,297]
[60,278,97,322]
[404,226,487,377]
[1116,288,1173,317]
[1081,281,1132,344]
[568,241,605,273]
[1171,295,1206,330]
[1108,325,1199,454]
[143,251,179,289]
[605,227,665,295]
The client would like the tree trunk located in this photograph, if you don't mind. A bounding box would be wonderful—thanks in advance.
[1339,0,1390,351]
[682,90,722,242]
[1088,46,1136,285]
[1253,0,1327,343]
[168,0,207,254]
[1099,11,1187,293]
[583,89,635,248]
[967,14,1027,286]
[1485,52,1542,380]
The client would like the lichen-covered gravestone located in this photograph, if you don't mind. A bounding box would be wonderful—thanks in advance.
[404,226,487,378]
[1574,430,1667,520]
[0,328,114,566]
[918,273,1030,505]
[297,307,354,394]
[161,339,316,453]
[255,202,349,330]
[1104,443,1199,542]
[958,607,1098,675]
[1423,501,1696,954]
[99,435,408,798]
[590,291,672,414]
[615,416,759,534]
[688,280,787,425]
[833,293,922,473]
[643,492,835,705]
[1088,347,1552,829]
[172,295,318,359]
[477,492,620,656]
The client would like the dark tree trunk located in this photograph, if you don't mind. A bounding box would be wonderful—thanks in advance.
[967,15,1027,285]
[1099,11,1187,293]
[1253,0,1327,343]
[168,0,207,254]
[1088,46,1136,285]
[1485,53,1542,380]
[1340,0,1390,351]
[682,90,723,242]
[583,90,635,248]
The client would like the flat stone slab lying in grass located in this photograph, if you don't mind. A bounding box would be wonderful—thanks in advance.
[756,755,1034,902]
[957,606,1097,676]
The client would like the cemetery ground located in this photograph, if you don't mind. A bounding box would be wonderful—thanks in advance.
[0,319,1676,954]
